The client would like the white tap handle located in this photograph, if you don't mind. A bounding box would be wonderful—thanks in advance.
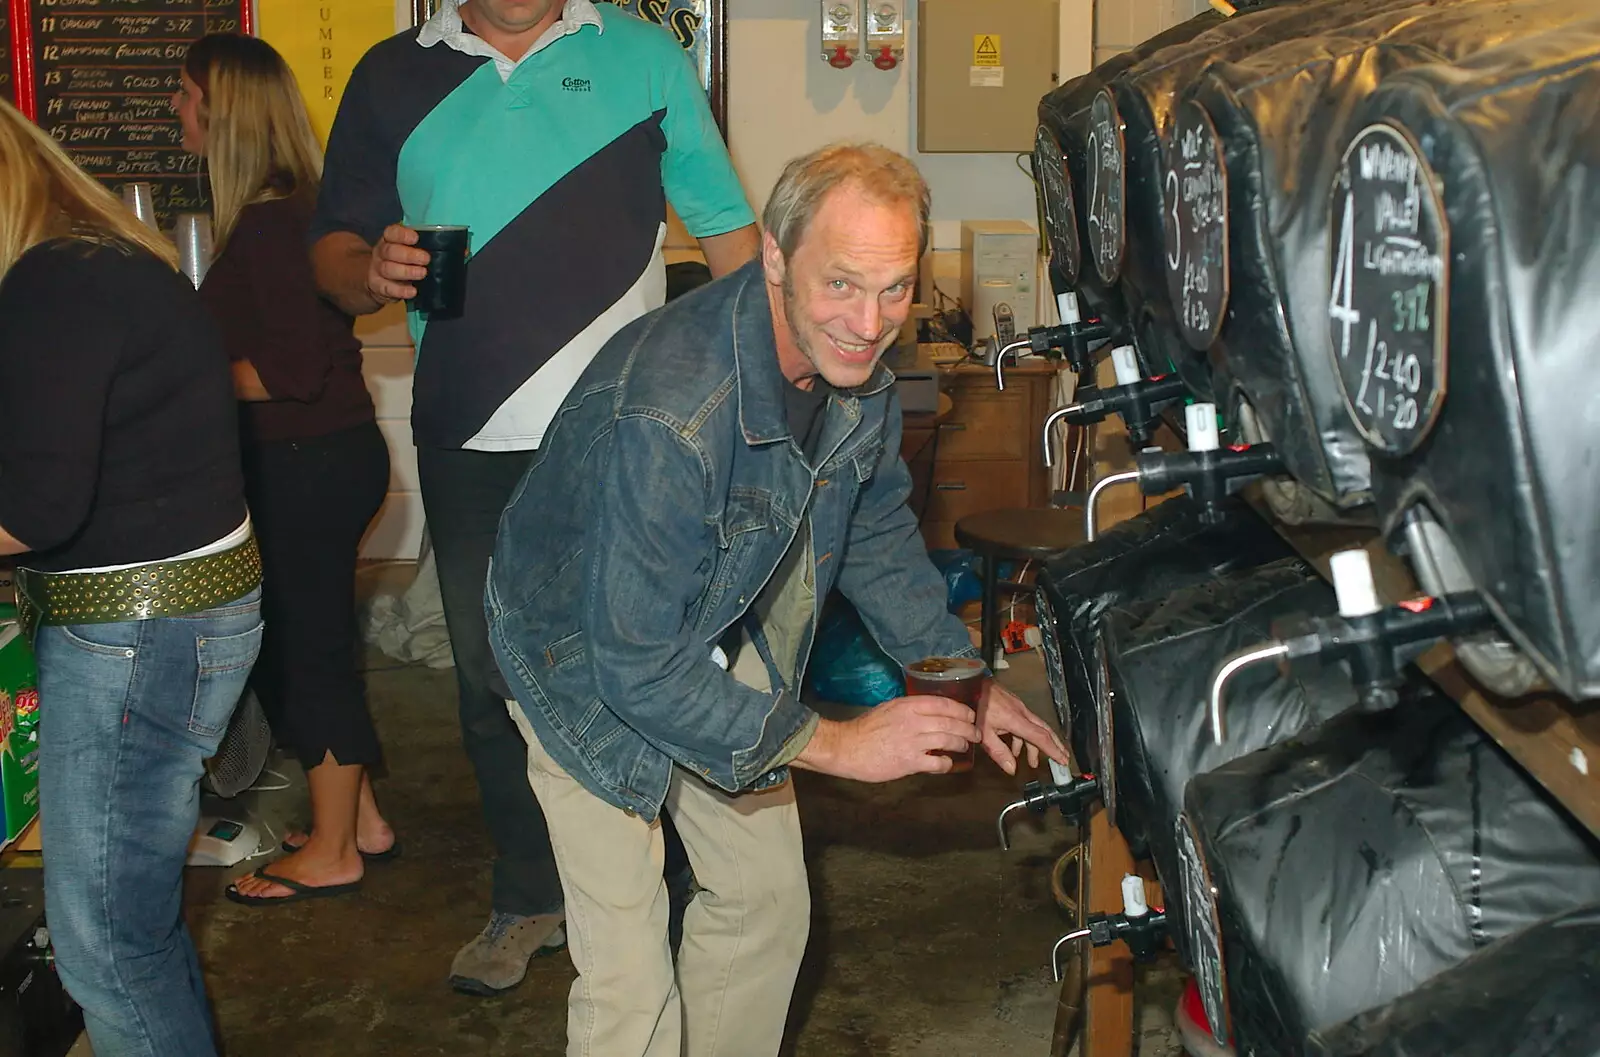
[1057,291,1082,326]
[1111,345,1141,386]
[1329,549,1383,618]
[1047,758,1074,786]
[1185,403,1220,453]
[1121,874,1149,918]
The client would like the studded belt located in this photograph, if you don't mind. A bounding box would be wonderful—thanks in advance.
[15,536,262,641]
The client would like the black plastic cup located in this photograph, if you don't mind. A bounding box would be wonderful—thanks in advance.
[410,225,471,318]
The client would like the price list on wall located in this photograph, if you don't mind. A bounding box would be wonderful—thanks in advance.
[2,5,14,106]
[27,0,247,226]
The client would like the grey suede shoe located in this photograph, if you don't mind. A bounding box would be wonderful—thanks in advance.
[448,911,567,996]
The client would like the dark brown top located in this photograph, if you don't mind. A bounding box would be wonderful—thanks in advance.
[199,191,375,443]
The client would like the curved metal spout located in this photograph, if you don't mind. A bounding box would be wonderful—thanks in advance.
[1042,403,1087,468]
[1209,641,1291,746]
[996,798,1030,851]
[993,338,1032,390]
[1084,470,1141,542]
[1051,928,1093,981]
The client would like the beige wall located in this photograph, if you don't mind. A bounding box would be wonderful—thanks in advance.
[1093,0,1214,65]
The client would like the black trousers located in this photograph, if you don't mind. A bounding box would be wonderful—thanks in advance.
[245,420,389,771]
[416,446,564,917]
[417,446,697,918]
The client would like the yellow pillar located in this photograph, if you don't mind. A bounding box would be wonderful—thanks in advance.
[257,0,401,145]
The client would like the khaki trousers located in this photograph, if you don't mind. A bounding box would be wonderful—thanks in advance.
[509,702,810,1057]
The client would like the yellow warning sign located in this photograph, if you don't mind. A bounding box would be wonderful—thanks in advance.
[973,34,1002,67]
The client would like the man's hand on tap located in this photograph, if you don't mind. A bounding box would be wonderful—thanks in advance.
[979,681,1070,775]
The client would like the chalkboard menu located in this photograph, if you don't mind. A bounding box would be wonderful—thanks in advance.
[1086,89,1125,284]
[1163,100,1228,351]
[1,6,14,107]
[1033,123,1080,286]
[30,0,247,227]
[1328,123,1449,456]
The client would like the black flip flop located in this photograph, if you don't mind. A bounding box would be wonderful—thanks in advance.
[280,833,401,863]
[225,868,361,907]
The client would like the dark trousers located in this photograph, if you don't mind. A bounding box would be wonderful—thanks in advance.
[245,421,389,771]
[416,446,564,917]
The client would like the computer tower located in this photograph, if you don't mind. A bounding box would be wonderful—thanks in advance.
[960,220,1040,345]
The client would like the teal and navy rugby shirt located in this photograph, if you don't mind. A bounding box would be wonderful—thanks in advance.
[311,0,755,451]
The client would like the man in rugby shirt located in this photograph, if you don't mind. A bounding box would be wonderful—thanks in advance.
[310,0,758,997]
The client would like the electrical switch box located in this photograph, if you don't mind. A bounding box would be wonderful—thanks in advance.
[822,1,862,68]
[918,0,1060,152]
[865,1,907,70]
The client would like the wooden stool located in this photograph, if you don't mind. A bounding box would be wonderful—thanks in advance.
[954,507,1088,668]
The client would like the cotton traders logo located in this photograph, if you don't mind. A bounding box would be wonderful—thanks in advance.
[562,77,592,92]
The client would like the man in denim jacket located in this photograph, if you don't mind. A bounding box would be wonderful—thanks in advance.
[487,144,1068,1057]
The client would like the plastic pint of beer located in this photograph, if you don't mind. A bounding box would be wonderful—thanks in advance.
[904,657,987,773]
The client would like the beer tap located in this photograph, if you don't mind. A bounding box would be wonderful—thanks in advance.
[996,759,1100,850]
[1082,403,1284,540]
[1051,875,1169,980]
[1207,549,1495,745]
[1041,345,1191,466]
[995,291,1115,390]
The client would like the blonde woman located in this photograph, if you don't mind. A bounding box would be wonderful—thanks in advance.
[0,98,261,1056]
[173,34,396,906]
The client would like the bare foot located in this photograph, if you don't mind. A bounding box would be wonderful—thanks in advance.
[283,772,395,855]
[230,835,363,901]
[281,817,396,857]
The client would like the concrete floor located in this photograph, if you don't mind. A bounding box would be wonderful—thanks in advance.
[64,577,1187,1056]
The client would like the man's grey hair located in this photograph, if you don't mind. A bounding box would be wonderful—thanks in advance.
[761,143,932,259]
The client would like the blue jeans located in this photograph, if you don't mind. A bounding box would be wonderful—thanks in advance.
[36,589,263,1057]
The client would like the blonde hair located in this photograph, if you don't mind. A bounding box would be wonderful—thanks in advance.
[184,34,322,250]
[0,98,179,283]
[762,143,932,259]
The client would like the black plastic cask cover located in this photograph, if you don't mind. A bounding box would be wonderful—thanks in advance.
[1194,0,1598,510]
[1308,904,1600,1057]
[1184,685,1600,1054]
[1109,0,1387,362]
[1033,496,1290,775]
[1098,557,1352,884]
[1036,13,1223,329]
[1338,28,1600,698]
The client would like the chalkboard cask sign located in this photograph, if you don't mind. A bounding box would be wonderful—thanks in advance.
[11,0,251,226]
[1328,123,1449,456]
[1086,88,1126,285]
[1034,122,1080,286]
[1163,99,1228,351]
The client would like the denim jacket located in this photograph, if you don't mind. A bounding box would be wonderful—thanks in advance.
[486,261,979,820]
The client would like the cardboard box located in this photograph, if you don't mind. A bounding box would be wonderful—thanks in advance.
[0,613,40,850]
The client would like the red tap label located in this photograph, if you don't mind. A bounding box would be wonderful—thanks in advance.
[1397,596,1436,613]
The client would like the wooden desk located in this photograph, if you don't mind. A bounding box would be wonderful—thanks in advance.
[910,344,1062,550]
[902,393,955,525]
